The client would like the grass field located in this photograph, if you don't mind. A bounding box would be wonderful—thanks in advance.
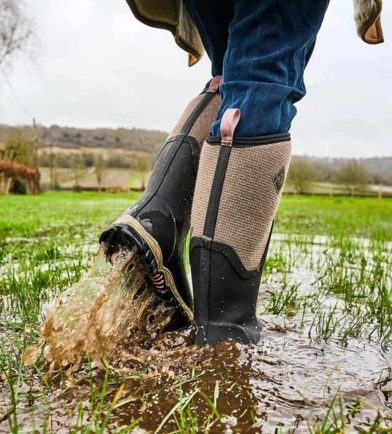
[0,193,392,433]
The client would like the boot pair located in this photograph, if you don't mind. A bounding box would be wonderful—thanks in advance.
[100,81,291,345]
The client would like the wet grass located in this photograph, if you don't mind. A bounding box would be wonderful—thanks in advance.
[262,231,392,349]
[1,192,392,433]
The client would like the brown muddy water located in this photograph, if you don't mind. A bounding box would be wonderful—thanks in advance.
[1,238,392,433]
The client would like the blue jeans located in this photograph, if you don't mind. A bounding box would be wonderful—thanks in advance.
[183,0,329,137]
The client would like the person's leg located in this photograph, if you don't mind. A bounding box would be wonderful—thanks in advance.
[190,0,329,345]
[211,0,329,137]
[100,79,222,320]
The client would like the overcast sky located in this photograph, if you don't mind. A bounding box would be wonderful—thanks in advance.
[0,0,391,158]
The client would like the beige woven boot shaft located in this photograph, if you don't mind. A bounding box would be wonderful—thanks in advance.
[191,140,291,270]
[191,144,221,237]
[170,93,222,144]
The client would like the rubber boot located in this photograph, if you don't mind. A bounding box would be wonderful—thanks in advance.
[190,109,292,344]
[99,76,222,321]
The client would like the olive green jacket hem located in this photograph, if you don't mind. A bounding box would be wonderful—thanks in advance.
[126,0,203,66]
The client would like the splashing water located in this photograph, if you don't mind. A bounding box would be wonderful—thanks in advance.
[25,249,182,372]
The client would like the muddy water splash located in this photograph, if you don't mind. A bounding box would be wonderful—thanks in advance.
[25,249,181,371]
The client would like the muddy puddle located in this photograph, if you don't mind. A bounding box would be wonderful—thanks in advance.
[1,235,392,433]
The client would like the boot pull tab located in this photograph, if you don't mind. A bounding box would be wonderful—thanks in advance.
[207,75,223,92]
[221,109,241,146]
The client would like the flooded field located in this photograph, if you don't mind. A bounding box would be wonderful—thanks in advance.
[0,193,391,433]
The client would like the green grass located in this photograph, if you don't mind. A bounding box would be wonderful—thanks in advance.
[275,195,392,241]
[0,192,391,433]
[0,191,141,239]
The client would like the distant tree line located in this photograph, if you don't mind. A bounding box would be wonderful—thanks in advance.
[286,157,388,196]
[38,151,152,170]
[0,125,168,154]
[1,125,390,195]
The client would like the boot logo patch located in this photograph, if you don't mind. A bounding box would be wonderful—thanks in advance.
[272,167,285,194]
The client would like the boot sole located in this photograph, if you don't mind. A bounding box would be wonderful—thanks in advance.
[115,214,194,321]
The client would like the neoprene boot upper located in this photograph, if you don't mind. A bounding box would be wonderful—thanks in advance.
[100,77,222,319]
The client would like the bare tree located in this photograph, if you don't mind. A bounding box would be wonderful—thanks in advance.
[94,153,106,192]
[334,160,371,197]
[71,153,85,189]
[0,0,34,68]
[287,157,319,195]
[2,129,35,167]
[133,153,152,191]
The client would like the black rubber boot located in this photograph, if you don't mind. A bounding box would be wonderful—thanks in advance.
[190,233,272,345]
[99,77,222,321]
[190,109,292,344]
